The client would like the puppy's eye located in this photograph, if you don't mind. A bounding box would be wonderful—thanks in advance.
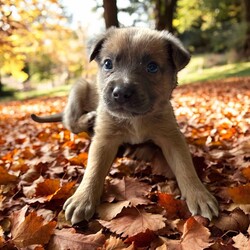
[103,59,113,71]
[147,62,159,73]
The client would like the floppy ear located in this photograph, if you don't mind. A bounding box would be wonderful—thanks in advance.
[88,35,106,62]
[162,31,191,71]
[88,27,117,62]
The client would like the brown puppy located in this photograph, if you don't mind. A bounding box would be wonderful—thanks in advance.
[62,27,218,224]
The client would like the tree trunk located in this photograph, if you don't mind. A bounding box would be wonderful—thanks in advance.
[242,0,250,59]
[154,0,177,32]
[103,0,119,29]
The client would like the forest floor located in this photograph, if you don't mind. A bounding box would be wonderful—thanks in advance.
[0,76,249,249]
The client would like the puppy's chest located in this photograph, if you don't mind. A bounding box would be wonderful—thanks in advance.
[126,120,151,144]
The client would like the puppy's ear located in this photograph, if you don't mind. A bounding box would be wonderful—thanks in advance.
[88,27,117,62]
[162,31,191,71]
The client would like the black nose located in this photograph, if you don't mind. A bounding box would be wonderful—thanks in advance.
[112,86,134,104]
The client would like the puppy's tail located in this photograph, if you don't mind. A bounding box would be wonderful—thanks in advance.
[31,113,63,123]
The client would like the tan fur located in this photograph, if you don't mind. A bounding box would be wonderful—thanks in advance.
[63,27,218,224]
[62,78,98,134]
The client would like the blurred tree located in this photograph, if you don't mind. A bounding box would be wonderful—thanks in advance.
[0,0,87,93]
[153,0,177,32]
[174,0,243,54]
[98,0,177,31]
[242,0,250,59]
[103,0,119,28]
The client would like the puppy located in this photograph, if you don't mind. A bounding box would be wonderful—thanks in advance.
[62,27,218,225]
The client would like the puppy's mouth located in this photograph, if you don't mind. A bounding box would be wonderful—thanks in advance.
[104,100,153,118]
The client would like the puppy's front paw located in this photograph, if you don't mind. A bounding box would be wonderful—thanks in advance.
[63,192,98,225]
[184,187,219,221]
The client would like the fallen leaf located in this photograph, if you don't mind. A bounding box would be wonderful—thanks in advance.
[35,179,75,201]
[125,229,156,248]
[158,193,190,219]
[48,229,105,250]
[101,236,128,250]
[227,184,250,204]
[97,201,130,220]
[102,177,151,206]
[11,206,56,248]
[181,217,211,248]
[232,232,250,250]
[214,208,250,232]
[242,167,250,180]
[68,152,88,166]
[0,166,18,184]
[99,207,166,237]
[158,217,211,250]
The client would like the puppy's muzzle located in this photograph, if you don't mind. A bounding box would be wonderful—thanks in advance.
[112,85,135,104]
[104,82,153,117]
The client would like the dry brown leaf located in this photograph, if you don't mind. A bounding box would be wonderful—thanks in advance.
[103,177,151,206]
[232,233,250,250]
[97,200,130,220]
[48,229,105,250]
[180,217,211,249]
[214,208,250,231]
[0,166,18,184]
[99,207,166,237]
[158,217,211,250]
[125,229,156,248]
[101,236,128,250]
[11,206,56,248]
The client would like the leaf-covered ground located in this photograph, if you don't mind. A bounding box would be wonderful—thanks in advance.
[0,77,249,250]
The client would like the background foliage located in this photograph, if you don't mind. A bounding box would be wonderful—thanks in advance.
[0,0,249,96]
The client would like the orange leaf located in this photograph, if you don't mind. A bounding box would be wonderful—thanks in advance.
[35,179,75,201]
[227,184,250,204]
[1,149,18,162]
[11,206,56,248]
[158,193,189,219]
[0,166,18,184]
[242,167,250,180]
[68,152,88,166]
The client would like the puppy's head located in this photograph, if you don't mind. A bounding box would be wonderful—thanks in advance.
[89,27,190,118]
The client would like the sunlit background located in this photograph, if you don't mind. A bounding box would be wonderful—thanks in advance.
[0,0,249,99]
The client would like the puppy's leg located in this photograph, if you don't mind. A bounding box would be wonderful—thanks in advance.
[69,111,96,134]
[63,136,120,224]
[63,79,98,134]
[155,129,218,220]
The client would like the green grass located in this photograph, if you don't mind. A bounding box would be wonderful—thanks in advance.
[178,54,250,84]
[15,84,71,100]
[0,84,71,102]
